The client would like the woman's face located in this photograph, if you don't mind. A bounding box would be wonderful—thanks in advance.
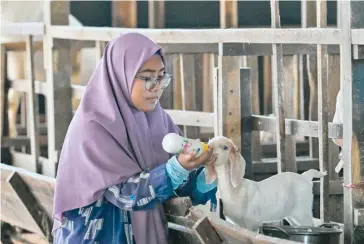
[131,54,168,112]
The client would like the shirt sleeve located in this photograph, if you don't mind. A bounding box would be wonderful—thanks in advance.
[104,162,175,211]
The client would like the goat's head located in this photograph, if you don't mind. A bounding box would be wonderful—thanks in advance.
[206,136,246,188]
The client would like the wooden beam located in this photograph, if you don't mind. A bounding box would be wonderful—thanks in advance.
[47,26,343,44]
[189,207,299,244]
[251,115,343,139]
[148,0,165,28]
[112,0,137,28]
[316,0,330,223]
[271,0,287,173]
[180,54,199,138]
[240,68,253,179]
[25,35,41,174]
[192,217,222,244]
[43,0,73,177]
[1,44,6,138]
[339,0,364,242]
[7,172,52,240]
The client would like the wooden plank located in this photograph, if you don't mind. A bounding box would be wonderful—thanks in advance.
[111,0,137,28]
[316,0,330,223]
[159,54,174,109]
[251,115,343,139]
[253,156,319,174]
[351,29,364,44]
[43,1,73,177]
[0,163,55,237]
[220,0,238,29]
[189,207,300,244]
[10,79,47,95]
[47,26,343,44]
[148,0,165,29]
[192,217,222,244]
[7,172,52,240]
[1,22,45,36]
[283,55,297,172]
[0,44,6,138]
[271,0,286,173]
[240,68,253,179]
[218,51,241,149]
[339,1,356,243]
[312,180,344,196]
[10,150,49,173]
[180,54,199,138]
[25,35,41,174]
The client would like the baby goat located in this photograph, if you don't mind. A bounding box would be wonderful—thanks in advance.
[206,136,327,232]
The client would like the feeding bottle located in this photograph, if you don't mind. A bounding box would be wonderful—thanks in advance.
[162,133,209,157]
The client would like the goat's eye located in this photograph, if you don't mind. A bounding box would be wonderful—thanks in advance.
[223,145,229,150]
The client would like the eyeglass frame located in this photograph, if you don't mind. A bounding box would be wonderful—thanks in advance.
[135,73,172,91]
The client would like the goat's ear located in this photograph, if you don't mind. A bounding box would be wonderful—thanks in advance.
[204,164,216,184]
[229,147,246,188]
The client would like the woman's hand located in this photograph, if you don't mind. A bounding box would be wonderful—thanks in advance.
[177,146,216,171]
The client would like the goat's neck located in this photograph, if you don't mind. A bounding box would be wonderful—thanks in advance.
[215,165,236,200]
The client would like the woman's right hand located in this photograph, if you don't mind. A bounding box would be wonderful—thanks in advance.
[177,146,216,171]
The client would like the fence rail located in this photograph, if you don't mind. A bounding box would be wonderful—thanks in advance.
[1,0,364,243]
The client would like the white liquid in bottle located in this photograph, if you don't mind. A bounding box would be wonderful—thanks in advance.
[162,133,208,157]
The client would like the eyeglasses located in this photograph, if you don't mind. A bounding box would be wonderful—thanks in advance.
[135,73,172,91]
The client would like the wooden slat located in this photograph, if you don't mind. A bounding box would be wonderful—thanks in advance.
[43,1,74,177]
[0,163,55,237]
[0,44,6,138]
[283,55,297,172]
[270,0,286,173]
[180,54,199,138]
[1,22,45,36]
[148,0,165,29]
[189,207,300,244]
[192,217,222,244]
[240,68,253,179]
[10,79,47,94]
[47,25,343,44]
[7,172,52,240]
[351,29,364,44]
[25,35,41,174]
[218,52,241,149]
[165,110,214,128]
[112,0,137,28]
[338,0,362,242]
[316,0,330,223]
[251,115,343,139]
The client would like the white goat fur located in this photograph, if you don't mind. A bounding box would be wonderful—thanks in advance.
[206,136,327,232]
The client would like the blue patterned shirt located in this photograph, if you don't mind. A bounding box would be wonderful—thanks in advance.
[53,156,217,244]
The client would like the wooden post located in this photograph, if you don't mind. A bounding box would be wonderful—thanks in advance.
[25,35,41,174]
[112,0,137,28]
[148,0,165,29]
[282,55,297,172]
[43,1,73,177]
[180,54,199,138]
[270,0,286,173]
[240,68,253,180]
[1,44,6,139]
[339,1,364,243]
[7,171,52,241]
[302,0,320,159]
[316,0,330,223]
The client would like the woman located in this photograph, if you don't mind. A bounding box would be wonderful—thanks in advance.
[52,32,217,244]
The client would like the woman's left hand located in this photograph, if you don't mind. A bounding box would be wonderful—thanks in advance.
[177,146,216,170]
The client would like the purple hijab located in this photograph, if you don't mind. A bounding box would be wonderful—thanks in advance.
[53,32,181,244]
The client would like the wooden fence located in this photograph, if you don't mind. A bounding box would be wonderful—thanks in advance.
[1,0,364,243]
